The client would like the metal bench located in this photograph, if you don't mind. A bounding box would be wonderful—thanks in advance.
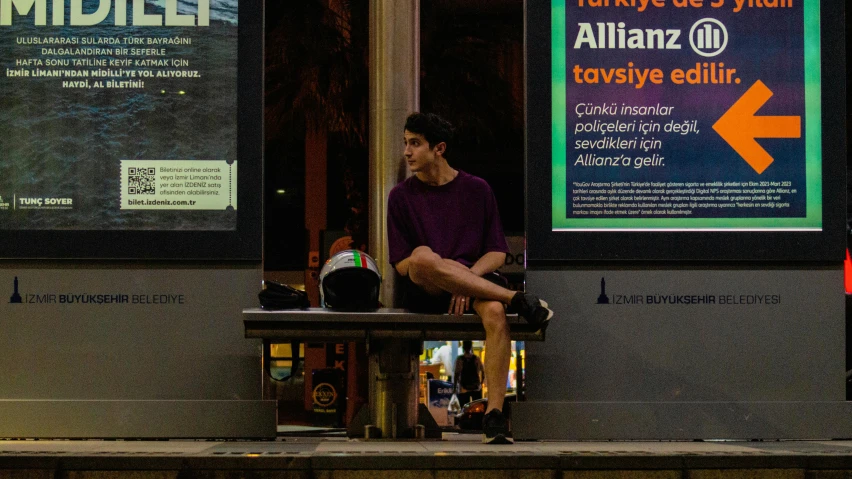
[243,307,546,439]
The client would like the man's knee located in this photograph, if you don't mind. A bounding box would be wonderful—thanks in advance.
[408,247,442,282]
[409,246,441,273]
[476,300,508,329]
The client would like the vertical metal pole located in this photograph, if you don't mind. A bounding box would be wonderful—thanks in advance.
[369,0,420,307]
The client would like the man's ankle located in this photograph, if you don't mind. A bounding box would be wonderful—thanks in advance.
[506,291,519,305]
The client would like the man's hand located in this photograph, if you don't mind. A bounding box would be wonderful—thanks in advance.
[394,257,411,277]
[449,293,471,316]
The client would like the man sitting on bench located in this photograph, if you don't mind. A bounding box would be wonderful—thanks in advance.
[387,112,554,445]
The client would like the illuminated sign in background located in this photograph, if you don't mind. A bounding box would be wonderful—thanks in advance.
[551,0,821,231]
[0,0,239,231]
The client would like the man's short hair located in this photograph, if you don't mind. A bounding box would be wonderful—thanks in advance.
[404,112,455,158]
[462,340,473,352]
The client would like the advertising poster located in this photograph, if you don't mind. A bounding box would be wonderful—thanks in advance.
[426,378,455,427]
[552,0,820,231]
[0,0,239,231]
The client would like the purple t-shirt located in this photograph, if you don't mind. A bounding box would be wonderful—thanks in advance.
[387,170,510,267]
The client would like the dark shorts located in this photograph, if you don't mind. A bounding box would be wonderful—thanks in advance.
[402,271,508,314]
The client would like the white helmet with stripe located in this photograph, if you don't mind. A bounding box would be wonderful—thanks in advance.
[319,250,382,310]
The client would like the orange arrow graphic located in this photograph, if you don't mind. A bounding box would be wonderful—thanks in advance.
[712,80,801,174]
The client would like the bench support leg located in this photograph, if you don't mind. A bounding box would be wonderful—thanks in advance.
[368,338,420,438]
[345,338,443,440]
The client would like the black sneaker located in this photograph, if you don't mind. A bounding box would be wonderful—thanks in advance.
[482,409,513,444]
[510,292,554,326]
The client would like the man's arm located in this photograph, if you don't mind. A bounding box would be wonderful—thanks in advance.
[387,188,415,276]
[398,248,505,278]
[469,251,507,277]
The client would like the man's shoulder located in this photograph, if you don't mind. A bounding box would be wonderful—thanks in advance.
[458,170,490,186]
[457,171,493,194]
[389,177,417,199]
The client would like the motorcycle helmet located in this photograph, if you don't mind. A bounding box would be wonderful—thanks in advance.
[319,250,382,310]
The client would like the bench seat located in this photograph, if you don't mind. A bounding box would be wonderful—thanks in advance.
[243,307,545,342]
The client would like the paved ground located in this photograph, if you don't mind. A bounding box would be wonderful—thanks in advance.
[1,434,852,472]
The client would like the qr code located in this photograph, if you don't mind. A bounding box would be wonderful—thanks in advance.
[128,167,156,195]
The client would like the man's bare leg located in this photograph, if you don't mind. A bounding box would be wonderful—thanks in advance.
[407,246,514,303]
[473,299,510,413]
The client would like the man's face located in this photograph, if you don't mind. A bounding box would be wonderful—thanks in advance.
[403,130,443,173]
